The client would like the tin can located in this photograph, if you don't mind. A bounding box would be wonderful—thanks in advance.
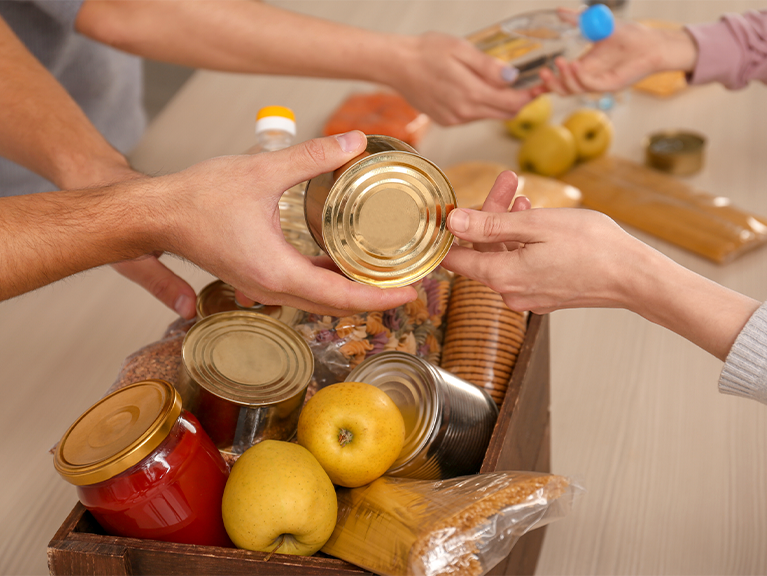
[196,279,302,326]
[177,310,313,457]
[346,351,498,480]
[644,130,706,176]
[304,135,456,287]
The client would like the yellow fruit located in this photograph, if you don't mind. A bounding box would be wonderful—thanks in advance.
[504,95,553,140]
[297,381,405,488]
[221,440,337,555]
[517,124,577,177]
[563,108,613,161]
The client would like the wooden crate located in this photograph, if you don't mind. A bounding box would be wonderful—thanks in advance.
[48,314,551,576]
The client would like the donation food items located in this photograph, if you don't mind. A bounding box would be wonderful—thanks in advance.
[221,440,337,556]
[514,106,614,177]
[296,381,406,488]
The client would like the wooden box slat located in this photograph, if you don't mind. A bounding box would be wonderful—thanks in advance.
[48,314,550,576]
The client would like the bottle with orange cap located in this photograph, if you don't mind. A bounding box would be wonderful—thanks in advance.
[254,106,321,256]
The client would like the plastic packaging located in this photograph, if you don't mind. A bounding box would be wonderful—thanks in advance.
[467,4,614,89]
[294,267,453,388]
[321,472,583,576]
[254,106,321,256]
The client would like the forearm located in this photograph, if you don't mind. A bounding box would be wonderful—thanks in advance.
[0,179,163,300]
[76,0,407,85]
[621,242,759,361]
[0,17,134,190]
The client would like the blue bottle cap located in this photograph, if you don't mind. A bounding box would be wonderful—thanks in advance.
[579,4,615,42]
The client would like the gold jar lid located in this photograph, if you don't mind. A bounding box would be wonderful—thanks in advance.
[318,142,456,288]
[196,280,302,326]
[54,380,182,486]
[182,310,313,406]
[644,130,706,176]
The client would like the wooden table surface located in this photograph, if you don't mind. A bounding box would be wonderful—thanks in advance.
[2,1,766,574]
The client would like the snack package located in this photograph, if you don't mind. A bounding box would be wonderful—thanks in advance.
[322,472,583,576]
[294,268,452,388]
[323,91,430,147]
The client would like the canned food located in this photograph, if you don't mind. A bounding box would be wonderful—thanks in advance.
[644,130,706,176]
[305,134,456,287]
[346,351,498,480]
[53,380,232,547]
[196,279,302,326]
[177,310,313,458]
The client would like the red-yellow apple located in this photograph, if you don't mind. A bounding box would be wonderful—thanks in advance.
[297,381,405,488]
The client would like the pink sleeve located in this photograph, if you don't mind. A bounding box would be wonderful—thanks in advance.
[685,10,767,89]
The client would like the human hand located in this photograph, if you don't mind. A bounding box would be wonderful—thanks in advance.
[441,172,649,314]
[539,10,698,95]
[155,131,417,317]
[386,32,536,125]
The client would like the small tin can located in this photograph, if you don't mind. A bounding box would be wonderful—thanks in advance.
[644,130,706,176]
[304,134,456,287]
[346,351,498,480]
[177,310,313,458]
[196,279,302,326]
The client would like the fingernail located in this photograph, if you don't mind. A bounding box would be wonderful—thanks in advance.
[174,294,193,318]
[336,131,366,153]
[502,66,520,84]
[449,209,470,233]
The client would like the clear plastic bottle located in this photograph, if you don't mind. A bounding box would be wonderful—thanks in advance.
[254,106,321,256]
[468,4,615,90]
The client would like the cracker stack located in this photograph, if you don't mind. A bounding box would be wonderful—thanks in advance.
[440,275,527,407]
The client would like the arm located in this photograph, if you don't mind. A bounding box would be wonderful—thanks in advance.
[0,131,416,316]
[74,0,533,125]
[440,172,760,363]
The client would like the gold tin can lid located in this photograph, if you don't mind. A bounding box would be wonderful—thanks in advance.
[322,148,456,287]
[182,310,313,406]
[196,279,302,326]
[347,351,439,471]
[644,130,706,176]
[54,380,182,486]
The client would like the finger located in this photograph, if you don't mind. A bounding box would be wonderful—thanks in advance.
[454,39,515,88]
[556,57,588,95]
[510,195,532,212]
[538,66,569,96]
[112,256,197,319]
[441,243,513,288]
[556,7,580,26]
[448,207,538,248]
[472,171,519,253]
[234,289,256,308]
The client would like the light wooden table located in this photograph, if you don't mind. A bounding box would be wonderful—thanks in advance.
[2,1,766,574]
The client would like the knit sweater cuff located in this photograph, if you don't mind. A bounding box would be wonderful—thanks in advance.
[719,301,767,405]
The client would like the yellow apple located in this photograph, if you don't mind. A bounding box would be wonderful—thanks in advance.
[221,440,337,556]
[504,95,553,140]
[517,124,577,177]
[563,108,613,161]
[297,381,405,488]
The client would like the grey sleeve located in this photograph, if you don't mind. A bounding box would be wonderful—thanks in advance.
[33,0,85,30]
[719,301,767,405]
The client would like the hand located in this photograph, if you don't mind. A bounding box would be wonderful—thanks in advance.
[539,12,699,95]
[156,131,418,317]
[387,32,536,125]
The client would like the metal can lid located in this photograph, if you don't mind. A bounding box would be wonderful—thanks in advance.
[54,380,182,486]
[182,310,313,406]
[644,130,706,176]
[196,280,302,326]
[322,150,456,287]
[346,351,439,470]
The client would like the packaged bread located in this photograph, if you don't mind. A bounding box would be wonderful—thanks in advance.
[443,160,582,209]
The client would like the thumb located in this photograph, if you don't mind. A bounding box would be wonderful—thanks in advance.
[447,207,533,246]
[271,131,367,188]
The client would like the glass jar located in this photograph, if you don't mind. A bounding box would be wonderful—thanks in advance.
[54,379,232,547]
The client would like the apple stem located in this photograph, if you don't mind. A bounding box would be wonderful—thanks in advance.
[264,534,286,562]
[338,428,353,447]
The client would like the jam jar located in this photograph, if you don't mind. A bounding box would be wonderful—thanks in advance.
[54,379,232,547]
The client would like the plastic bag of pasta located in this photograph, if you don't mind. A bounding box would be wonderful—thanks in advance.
[294,267,453,388]
[322,472,583,576]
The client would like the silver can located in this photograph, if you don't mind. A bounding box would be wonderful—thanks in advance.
[346,351,498,480]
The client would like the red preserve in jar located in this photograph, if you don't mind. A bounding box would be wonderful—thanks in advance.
[54,379,232,547]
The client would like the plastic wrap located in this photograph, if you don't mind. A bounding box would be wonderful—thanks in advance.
[322,472,583,576]
[322,91,430,147]
[294,268,452,388]
[440,275,527,407]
